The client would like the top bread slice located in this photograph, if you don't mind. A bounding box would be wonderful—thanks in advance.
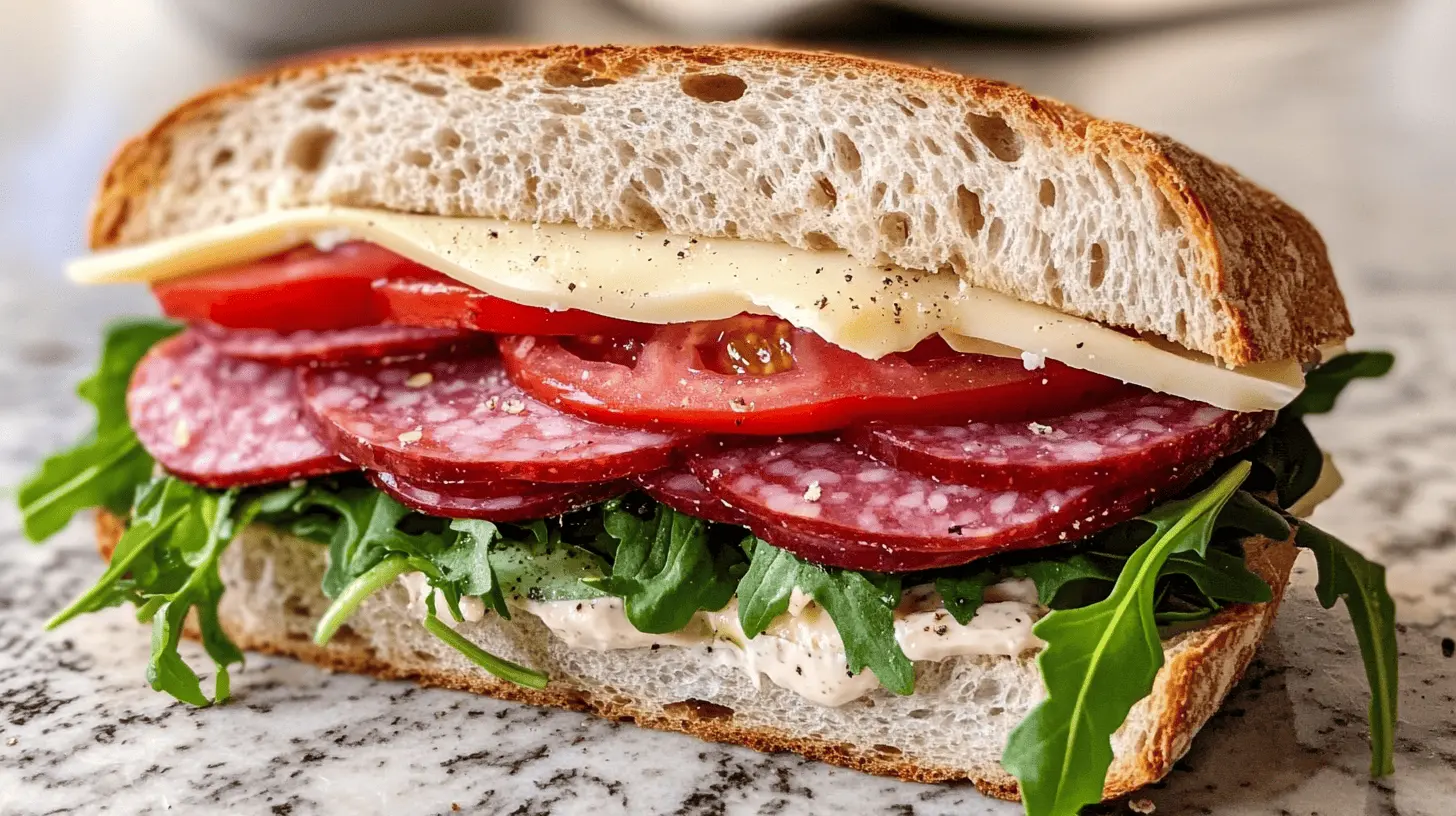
[88,44,1351,366]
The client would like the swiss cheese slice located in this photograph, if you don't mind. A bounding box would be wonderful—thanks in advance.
[69,206,1304,411]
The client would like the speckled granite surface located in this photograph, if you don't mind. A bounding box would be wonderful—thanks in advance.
[2,1,1455,814]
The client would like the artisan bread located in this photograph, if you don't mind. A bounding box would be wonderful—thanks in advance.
[88,44,1349,366]
[96,510,1297,802]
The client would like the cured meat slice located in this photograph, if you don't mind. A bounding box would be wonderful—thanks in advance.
[851,392,1274,490]
[299,354,692,484]
[194,322,485,367]
[633,468,753,527]
[691,438,1187,572]
[127,332,350,488]
[370,472,625,521]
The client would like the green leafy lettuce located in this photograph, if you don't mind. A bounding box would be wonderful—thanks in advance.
[734,537,914,695]
[1002,463,1252,815]
[589,500,744,633]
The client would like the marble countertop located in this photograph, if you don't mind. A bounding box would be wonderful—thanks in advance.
[2,1,1455,814]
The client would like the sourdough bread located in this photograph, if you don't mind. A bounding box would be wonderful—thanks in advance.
[88,44,1349,367]
[96,510,1297,802]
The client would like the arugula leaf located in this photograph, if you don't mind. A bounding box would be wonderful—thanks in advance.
[934,569,996,626]
[1298,522,1398,776]
[143,487,258,705]
[1161,549,1271,605]
[795,560,914,695]
[298,496,556,690]
[736,538,798,637]
[1002,462,1251,816]
[313,555,416,645]
[303,488,417,598]
[1288,351,1394,417]
[591,503,742,633]
[439,520,509,617]
[1217,490,1293,541]
[1012,554,1122,609]
[491,536,609,602]
[421,613,548,689]
[18,319,181,540]
[49,475,254,705]
[1247,414,1324,509]
[47,477,192,627]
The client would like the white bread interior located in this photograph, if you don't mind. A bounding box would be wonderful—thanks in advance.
[98,511,1297,802]
[89,44,1349,366]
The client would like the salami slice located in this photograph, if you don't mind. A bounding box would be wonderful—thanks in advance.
[852,392,1275,491]
[633,468,753,527]
[370,472,625,521]
[127,332,351,488]
[299,354,692,484]
[691,438,1190,572]
[194,322,485,367]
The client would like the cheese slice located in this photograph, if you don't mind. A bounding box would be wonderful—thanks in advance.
[68,206,1303,411]
[1288,453,1343,518]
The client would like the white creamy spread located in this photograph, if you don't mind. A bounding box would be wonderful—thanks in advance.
[67,207,1305,411]
[399,572,1044,707]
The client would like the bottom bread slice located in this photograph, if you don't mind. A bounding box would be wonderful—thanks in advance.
[95,510,1296,802]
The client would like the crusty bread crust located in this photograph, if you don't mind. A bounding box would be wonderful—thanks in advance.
[95,508,1297,802]
[86,44,1349,366]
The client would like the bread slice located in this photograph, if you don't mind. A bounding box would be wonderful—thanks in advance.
[96,509,1297,802]
[87,44,1348,367]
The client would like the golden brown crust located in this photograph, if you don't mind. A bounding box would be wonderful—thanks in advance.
[86,43,1350,366]
[94,509,1298,800]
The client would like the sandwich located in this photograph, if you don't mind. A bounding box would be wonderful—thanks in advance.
[19,44,1398,814]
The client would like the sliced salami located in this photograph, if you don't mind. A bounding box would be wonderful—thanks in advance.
[633,468,753,527]
[194,321,486,367]
[127,332,350,488]
[370,471,625,521]
[690,437,1194,572]
[850,392,1275,490]
[299,354,693,484]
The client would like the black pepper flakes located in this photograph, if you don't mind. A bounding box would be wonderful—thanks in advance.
[1443,637,1454,658]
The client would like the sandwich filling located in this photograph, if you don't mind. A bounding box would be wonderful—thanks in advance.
[24,227,1398,815]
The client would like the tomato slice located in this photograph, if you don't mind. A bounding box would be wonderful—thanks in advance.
[153,243,404,331]
[153,242,652,337]
[372,275,654,337]
[499,317,1130,435]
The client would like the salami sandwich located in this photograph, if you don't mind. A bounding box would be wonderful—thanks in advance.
[22,45,1398,813]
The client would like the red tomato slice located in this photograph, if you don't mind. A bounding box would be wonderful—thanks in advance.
[153,243,403,331]
[499,316,1130,436]
[152,242,652,337]
[372,275,654,338]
